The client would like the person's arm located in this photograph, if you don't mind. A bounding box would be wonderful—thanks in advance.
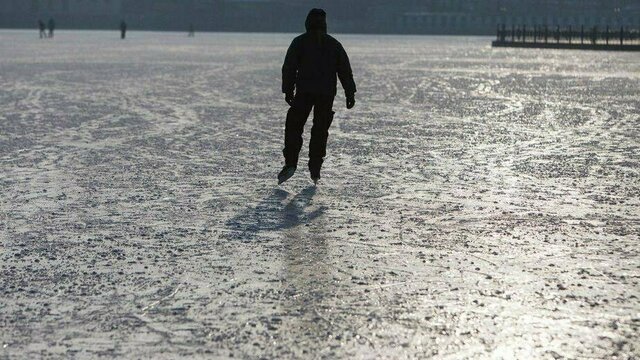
[337,42,356,109]
[282,39,299,103]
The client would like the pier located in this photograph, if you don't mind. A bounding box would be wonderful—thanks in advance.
[492,24,640,51]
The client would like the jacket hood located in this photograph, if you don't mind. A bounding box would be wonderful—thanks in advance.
[305,8,327,33]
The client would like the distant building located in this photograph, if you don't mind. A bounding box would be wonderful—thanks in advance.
[0,0,638,34]
[394,0,640,34]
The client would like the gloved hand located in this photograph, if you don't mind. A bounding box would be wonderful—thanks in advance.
[285,92,295,106]
[346,94,356,109]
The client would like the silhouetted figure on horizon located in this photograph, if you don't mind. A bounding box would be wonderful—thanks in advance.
[38,20,46,39]
[188,24,195,37]
[120,21,127,39]
[47,18,55,38]
[278,8,357,185]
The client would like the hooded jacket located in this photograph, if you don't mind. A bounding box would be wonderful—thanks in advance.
[282,9,357,97]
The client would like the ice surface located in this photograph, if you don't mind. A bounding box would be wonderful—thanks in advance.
[1,30,639,359]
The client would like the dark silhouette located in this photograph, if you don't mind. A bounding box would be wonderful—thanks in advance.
[47,18,55,38]
[278,8,357,185]
[591,26,598,44]
[120,21,127,39]
[38,20,46,39]
[188,24,195,37]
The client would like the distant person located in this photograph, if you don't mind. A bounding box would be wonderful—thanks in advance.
[278,8,356,185]
[188,24,195,37]
[120,21,127,39]
[48,18,55,38]
[38,20,46,39]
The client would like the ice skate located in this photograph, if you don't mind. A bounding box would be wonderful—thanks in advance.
[278,165,297,184]
[310,167,321,185]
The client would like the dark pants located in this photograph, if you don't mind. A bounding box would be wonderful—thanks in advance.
[283,92,335,173]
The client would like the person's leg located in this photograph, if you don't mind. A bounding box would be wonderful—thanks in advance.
[308,95,335,177]
[283,93,313,167]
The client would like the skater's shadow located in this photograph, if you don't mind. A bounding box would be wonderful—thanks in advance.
[226,185,335,338]
[225,185,325,240]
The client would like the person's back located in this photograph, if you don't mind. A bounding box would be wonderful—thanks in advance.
[283,32,356,97]
[278,8,357,185]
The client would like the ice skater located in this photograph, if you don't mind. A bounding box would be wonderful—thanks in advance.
[38,20,47,39]
[278,8,357,185]
[188,24,195,37]
[47,18,55,39]
[120,21,127,39]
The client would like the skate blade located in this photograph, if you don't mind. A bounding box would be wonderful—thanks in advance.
[278,170,296,185]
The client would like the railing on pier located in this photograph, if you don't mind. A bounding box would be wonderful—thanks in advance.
[492,24,640,51]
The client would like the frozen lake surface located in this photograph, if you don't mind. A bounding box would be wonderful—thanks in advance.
[1,30,639,359]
